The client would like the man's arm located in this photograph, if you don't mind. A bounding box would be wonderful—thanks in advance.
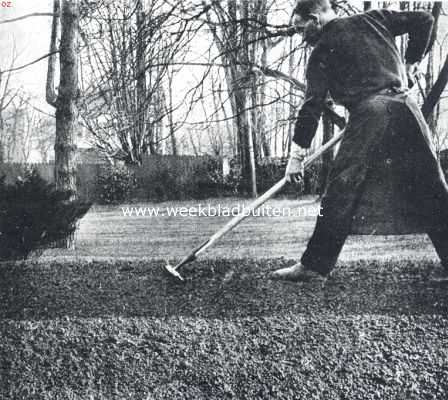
[286,54,328,183]
[292,55,328,148]
[368,9,434,64]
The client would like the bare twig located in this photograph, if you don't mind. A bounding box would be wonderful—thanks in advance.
[0,13,56,25]
[2,51,60,74]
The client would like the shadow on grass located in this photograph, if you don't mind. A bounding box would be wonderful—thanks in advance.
[1,258,447,320]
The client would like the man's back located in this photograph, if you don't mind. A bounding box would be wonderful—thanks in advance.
[309,10,433,108]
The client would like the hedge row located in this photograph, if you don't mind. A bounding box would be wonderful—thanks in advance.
[6,152,446,204]
[96,157,322,203]
[1,157,323,204]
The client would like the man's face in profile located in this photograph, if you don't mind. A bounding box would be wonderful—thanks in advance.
[293,12,323,46]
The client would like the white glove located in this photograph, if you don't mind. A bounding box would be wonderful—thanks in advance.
[285,142,306,184]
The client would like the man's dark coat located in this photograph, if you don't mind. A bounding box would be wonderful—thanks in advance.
[294,9,448,236]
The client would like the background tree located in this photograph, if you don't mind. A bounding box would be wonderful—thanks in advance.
[78,0,195,165]
[46,0,81,248]
[0,46,19,163]
[204,0,260,196]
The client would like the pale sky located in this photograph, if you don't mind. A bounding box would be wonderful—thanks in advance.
[0,0,54,111]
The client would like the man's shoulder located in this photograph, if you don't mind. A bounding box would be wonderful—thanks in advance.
[309,11,387,65]
[323,10,389,29]
[318,10,391,44]
[325,12,370,26]
[363,9,392,22]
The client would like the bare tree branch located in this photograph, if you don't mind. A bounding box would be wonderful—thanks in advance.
[422,54,448,120]
[0,12,56,25]
[1,51,60,74]
[46,0,61,107]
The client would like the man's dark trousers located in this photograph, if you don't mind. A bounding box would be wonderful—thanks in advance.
[301,91,448,275]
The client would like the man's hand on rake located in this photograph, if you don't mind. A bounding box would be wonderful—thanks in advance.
[285,142,306,185]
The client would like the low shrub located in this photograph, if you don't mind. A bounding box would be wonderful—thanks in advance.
[304,161,323,195]
[0,169,91,261]
[188,156,222,198]
[97,164,137,204]
[135,156,223,201]
[142,167,180,201]
[246,157,322,197]
[256,158,290,194]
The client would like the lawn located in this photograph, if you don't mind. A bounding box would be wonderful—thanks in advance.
[45,197,440,262]
[1,198,447,399]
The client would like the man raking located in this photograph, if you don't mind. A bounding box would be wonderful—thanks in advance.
[271,0,448,281]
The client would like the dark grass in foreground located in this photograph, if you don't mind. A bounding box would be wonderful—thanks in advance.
[1,258,448,399]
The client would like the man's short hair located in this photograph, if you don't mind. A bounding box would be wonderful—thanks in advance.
[293,0,331,18]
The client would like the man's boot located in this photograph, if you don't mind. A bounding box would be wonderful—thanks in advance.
[269,262,326,282]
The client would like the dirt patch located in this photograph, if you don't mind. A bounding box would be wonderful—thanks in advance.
[1,259,448,399]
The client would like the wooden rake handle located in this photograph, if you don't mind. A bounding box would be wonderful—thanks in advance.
[193,129,346,260]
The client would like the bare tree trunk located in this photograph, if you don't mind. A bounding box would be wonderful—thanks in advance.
[54,0,79,248]
[231,0,253,194]
[166,70,177,155]
[287,36,296,157]
[233,82,252,191]
[251,0,269,159]
[261,2,271,159]
[247,103,258,197]
[152,88,164,155]
[422,2,443,134]
[205,0,257,195]
[135,0,146,163]
[211,77,232,157]
[243,0,258,197]
[188,128,199,156]
[422,54,448,121]
[426,2,442,56]
[215,80,234,157]
[46,0,60,107]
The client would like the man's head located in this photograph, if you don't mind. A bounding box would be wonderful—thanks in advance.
[292,0,336,46]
